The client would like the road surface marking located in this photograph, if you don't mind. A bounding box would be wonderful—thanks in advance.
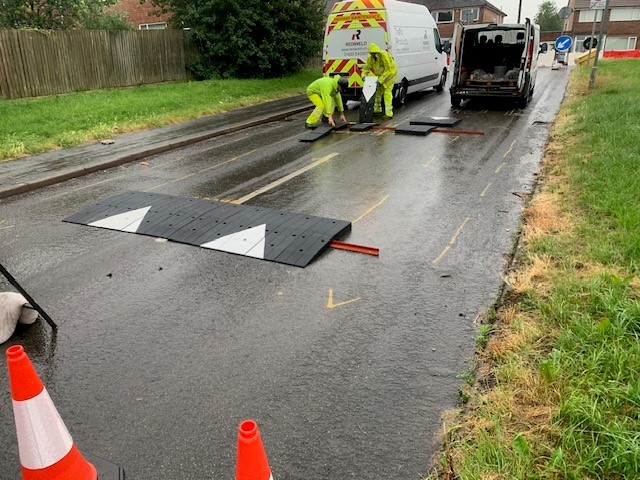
[480,183,492,197]
[232,152,339,204]
[353,195,389,224]
[449,136,460,144]
[432,217,471,264]
[423,156,436,168]
[145,132,301,192]
[145,150,258,192]
[327,289,361,309]
[47,175,127,199]
[503,140,516,158]
[495,162,507,174]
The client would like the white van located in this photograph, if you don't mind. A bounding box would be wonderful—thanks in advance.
[323,0,448,104]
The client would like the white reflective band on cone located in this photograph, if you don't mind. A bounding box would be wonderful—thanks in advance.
[12,388,74,469]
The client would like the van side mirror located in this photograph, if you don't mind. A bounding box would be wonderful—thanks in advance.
[442,40,451,54]
[539,43,548,54]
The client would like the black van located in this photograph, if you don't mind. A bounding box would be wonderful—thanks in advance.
[449,19,547,108]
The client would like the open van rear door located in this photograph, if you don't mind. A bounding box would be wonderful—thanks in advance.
[517,18,533,90]
[450,21,464,88]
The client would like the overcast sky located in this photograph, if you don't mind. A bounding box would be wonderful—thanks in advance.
[496,0,566,22]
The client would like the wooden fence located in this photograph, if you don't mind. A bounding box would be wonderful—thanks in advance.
[0,29,197,99]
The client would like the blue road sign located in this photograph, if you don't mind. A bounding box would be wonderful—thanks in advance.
[555,35,573,52]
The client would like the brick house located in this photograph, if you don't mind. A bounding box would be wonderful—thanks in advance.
[112,0,172,30]
[411,0,507,40]
[566,0,640,52]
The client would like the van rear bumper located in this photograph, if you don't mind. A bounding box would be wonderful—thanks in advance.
[450,87,522,98]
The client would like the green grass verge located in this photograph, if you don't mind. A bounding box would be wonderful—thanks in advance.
[0,69,320,161]
[438,60,640,479]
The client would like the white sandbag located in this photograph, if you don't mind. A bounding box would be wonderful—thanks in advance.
[0,292,38,343]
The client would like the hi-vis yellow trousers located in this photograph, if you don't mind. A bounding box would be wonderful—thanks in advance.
[306,93,325,126]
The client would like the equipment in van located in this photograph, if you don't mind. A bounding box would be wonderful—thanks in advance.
[449,19,548,108]
[323,0,448,106]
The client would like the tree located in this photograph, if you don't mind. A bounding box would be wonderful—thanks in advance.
[82,11,134,31]
[0,0,119,29]
[145,0,326,79]
[534,0,564,31]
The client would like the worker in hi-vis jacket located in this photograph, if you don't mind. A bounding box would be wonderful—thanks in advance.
[305,75,348,128]
[361,43,398,118]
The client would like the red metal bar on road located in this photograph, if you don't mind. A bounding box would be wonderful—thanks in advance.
[433,128,485,135]
[370,126,484,135]
[329,241,380,256]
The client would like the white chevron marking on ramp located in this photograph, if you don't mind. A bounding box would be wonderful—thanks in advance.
[88,206,151,233]
[200,224,266,258]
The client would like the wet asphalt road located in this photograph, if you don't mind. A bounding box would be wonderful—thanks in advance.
[0,68,569,479]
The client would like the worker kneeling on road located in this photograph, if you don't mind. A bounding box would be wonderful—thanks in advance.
[361,43,398,118]
[306,75,348,128]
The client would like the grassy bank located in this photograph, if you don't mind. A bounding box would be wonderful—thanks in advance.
[438,60,640,479]
[0,69,320,161]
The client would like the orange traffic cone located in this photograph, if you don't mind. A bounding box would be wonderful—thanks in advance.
[236,419,273,480]
[6,345,97,480]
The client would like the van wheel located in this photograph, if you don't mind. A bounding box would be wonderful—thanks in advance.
[435,69,447,92]
[451,95,461,108]
[517,95,528,109]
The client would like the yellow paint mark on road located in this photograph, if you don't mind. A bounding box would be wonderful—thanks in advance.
[432,217,471,264]
[232,152,339,204]
[327,289,361,309]
[423,156,436,168]
[495,162,507,174]
[0,220,15,230]
[480,183,492,197]
[503,140,516,158]
[449,136,460,144]
[353,195,389,224]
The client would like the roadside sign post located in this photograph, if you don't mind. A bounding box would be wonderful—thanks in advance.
[589,0,611,90]
[555,35,573,65]
[555,6,573,66]
[587,0,606,67]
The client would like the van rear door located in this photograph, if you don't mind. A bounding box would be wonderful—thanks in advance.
[517,18,533,90]
[324,7,388,88]
[450,21,464,88]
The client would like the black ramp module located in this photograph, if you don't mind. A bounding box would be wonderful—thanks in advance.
[63,191,351,267]
[299,124,333,142]
[299,121,347,143]
[350,123,379,131]
[410,116,462,127]
[394,124,435,136]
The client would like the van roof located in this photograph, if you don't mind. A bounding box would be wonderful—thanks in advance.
[330,0,429,15]
[463,23,526,30]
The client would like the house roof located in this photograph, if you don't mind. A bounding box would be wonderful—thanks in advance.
[410,0,507,16]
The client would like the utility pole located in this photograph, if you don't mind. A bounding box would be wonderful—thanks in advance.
[589,0,610,89]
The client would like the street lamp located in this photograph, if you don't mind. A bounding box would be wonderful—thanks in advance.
[517,0,522,22]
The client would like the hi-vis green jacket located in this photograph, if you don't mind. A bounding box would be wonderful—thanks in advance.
[306,75,345,117]
[361,43,398,87]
